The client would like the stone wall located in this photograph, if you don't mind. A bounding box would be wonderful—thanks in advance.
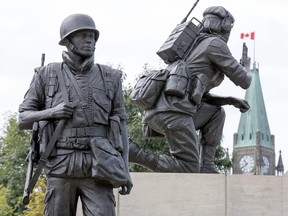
[77,173,288,216]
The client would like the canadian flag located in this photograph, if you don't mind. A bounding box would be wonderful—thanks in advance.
[240,32,255,40]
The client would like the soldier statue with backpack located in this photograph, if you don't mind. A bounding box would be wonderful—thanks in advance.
[129,6,252,173]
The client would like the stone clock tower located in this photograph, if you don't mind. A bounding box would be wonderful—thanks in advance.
[233,43,275,175]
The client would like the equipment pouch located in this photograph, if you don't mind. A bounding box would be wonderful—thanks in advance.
[108,115,123,152]
[90,137,128,188]
[189,73,209,105]
[130,69,169,110]
[38,120,56,158]
[164,60,189,98]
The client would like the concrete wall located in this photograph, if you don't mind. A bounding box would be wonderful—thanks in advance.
[77,173,288,216]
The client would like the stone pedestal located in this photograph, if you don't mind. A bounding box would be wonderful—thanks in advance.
[77,173,288,216]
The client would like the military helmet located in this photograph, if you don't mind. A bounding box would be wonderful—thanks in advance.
[203,6,235,33]
[59,13,100,46]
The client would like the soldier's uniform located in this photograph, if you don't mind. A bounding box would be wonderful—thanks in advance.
[19,14,130,216]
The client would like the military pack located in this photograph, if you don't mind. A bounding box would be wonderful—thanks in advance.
[130,69,169,110]
[156,0,202,64]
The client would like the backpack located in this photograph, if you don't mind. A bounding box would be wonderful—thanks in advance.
[130,69,169,110]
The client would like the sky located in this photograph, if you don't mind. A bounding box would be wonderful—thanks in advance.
[0,0,287,173]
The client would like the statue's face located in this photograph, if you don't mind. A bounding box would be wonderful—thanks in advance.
[70,30,96,57]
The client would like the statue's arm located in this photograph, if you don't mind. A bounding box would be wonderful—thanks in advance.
[111,70,133,195]
[19,103,74,130]
[203,93,250,113]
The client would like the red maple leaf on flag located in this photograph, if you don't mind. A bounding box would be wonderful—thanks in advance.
[240,32,255,40]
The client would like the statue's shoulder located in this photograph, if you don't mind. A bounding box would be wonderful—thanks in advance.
[34,62,62,76]
[96,64,123,81]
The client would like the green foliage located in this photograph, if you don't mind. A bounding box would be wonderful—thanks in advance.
[0,186,14,215]
[0,113,45,215]
[0,113,30,214]
[215,146,232,174]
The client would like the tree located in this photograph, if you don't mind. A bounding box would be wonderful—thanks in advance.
[0,186,14,215]
[0,113,30,214]
[0,113,45,215]
[215,146,232,174]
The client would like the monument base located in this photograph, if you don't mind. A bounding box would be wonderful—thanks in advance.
[77,173,288,216]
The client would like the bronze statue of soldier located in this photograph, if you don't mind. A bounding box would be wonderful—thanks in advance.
[129,6,252,173]
[19,14,132,216]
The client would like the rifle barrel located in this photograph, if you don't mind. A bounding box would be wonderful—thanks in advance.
[41,53,45,67]
[23,153,33,204]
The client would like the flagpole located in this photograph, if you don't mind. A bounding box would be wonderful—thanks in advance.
[253,30,256,68]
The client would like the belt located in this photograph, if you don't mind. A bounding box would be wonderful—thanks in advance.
[61,126,108,138]
[57,137,91,150]
[57,126,108,150]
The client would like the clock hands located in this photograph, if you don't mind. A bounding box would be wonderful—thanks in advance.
[240,161,248,169]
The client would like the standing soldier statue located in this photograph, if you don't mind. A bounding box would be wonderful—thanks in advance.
[19,13,132,215]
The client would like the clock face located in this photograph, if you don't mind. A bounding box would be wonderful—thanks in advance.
[261,156,270,175]
[239,155,255,173]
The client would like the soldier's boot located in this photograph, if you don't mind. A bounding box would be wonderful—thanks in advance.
[129,138,159,171]
[200,145,219,174]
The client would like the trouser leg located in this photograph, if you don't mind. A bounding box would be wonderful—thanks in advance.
[45,177,115,216]
[129,138,159,170]
[147,112,200,173]
[79,179,115,216]
[45,177,78,216]
[200,145,219,173]
[193,103,225,173]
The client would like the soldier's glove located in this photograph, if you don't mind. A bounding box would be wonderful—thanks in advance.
[119,174,133,195]
[229,97,250,113]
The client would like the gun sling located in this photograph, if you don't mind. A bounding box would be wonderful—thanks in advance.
[23,63,68,204]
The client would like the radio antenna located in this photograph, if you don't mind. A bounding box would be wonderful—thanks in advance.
[180,0,200,24]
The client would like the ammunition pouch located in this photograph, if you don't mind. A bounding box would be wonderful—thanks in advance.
[188,73,209,105]
[108,115,123,152]
[38,120,56,158]
[164,60,189,98]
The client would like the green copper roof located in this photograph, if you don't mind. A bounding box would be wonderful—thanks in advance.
[235,65,274,149]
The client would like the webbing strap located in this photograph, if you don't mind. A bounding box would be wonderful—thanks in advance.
[63,64,94,126]
[26,63,68,196]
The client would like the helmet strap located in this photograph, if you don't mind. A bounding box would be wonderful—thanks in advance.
[62,37,95,58]
[61,38,78,53]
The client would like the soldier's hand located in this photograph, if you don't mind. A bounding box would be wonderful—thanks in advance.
[50,102,74,119]
[230,97,250,113]
[119,175,133,195]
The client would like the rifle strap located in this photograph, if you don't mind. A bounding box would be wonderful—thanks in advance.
[26,63,68,194]
[63,64,93,126]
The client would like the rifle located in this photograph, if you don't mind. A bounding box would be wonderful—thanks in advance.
[22,53,45,205]
[22,57,68,205]
[156,0,202,64]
